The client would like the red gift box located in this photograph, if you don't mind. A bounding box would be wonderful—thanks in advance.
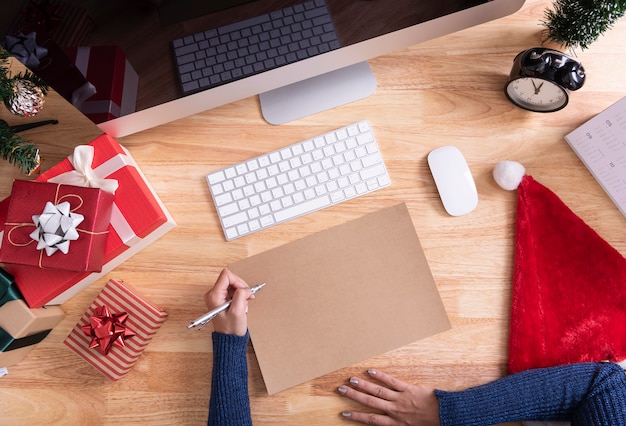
[0,135,176,307]
[0,180,113,272]
[64,278,168,380]
[65,46,139,124]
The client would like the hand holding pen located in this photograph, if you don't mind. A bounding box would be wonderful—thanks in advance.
[194,269,260,336]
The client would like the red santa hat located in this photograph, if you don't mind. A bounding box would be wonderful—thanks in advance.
[493,161,626,374]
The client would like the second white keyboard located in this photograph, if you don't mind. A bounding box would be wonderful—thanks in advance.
[206,120,391,240]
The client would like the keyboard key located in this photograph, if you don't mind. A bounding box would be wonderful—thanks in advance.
[214,192,232,206]
[360,164,387,181]
[274,195,331,222]
[222,211,248,228]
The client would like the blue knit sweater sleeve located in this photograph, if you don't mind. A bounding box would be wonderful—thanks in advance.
[436,362,626,426]
[208,331,252,426]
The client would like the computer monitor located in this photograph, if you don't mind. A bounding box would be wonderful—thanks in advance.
[2,0,525,137]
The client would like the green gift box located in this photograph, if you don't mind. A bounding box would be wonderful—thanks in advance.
[0,327,51,352]
[0,268,23,307]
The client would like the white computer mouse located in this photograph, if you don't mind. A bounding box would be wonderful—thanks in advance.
[427,146,478,216]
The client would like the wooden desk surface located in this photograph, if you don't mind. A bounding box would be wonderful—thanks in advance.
[1,0,625,424]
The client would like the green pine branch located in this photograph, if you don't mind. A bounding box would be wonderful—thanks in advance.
[542,0,626,50]
[0,126,44,174]
[0,126,40,174]
[0,49,12,101]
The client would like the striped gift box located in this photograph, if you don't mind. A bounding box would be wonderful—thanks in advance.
[64,279,167,380]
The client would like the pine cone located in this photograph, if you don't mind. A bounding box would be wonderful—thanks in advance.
[5,78,46,117]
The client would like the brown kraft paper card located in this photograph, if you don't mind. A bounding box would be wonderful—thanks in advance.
[229,203,450,394]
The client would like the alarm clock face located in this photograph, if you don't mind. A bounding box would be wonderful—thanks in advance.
[505,76,568,112]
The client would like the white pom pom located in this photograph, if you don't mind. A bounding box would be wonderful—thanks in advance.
[493,161,525,190]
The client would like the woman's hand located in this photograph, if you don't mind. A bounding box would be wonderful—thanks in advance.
[338,369,441,426]
[203,269,253,336]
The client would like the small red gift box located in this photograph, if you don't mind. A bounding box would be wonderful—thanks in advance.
[65,46,139,124]
[64,278,168,380]
[0,135,176,308]
[0,180,114,272]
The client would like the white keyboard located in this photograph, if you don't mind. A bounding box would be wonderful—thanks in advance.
[206,120,391,240]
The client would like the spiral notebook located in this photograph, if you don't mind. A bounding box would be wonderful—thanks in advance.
[565,96,626,218]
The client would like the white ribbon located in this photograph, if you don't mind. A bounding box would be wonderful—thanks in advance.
[46,143,140,245]
[48,145,119,194]
[30,201,84,256]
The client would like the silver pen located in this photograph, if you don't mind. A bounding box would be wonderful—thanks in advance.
[187,282,266,329]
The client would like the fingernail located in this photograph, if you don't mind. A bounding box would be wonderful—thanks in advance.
[368,369,377,376]
[341,411,351,418]
[337,386,347,394]
[349,377,359,386]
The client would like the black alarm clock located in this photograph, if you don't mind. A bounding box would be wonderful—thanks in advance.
[504,48,586,112]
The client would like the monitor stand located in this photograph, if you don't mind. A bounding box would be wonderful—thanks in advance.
[259,61,377,125]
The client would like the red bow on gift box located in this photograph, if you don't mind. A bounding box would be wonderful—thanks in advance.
[81,305,135,355]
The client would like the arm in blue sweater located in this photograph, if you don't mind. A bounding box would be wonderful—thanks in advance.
[203,269,256,426]
[437,362,626,426]
[339,362,626,425]
[208,331,252,426]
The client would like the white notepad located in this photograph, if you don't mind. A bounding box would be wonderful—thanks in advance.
[565,96,626,218]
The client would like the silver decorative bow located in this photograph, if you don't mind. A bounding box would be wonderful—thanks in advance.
[30,201,84,256]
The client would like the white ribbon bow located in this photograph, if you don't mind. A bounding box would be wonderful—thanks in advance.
[30,201,84,256]
[48,145,119,194]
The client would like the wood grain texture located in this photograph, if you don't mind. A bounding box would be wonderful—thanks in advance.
[1,0,625,423]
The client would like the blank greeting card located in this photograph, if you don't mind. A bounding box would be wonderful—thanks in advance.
[230,203,450,394]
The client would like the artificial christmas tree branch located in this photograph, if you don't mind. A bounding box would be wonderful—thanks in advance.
[542,0,626,51]
[0,124,40,175]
